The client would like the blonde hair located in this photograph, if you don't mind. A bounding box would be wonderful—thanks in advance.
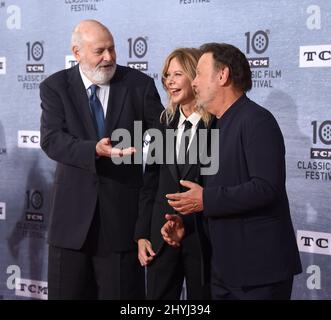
[161,48,210,126]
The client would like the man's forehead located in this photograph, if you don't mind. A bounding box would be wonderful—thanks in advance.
[85,37,114,47]
[198,53,212,68]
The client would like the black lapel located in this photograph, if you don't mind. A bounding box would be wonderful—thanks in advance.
[180,119,205,180]
[165,109,180,184]
[67,65,97,139]
[105,66,128,138]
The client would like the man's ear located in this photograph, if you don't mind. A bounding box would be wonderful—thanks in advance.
[219,66,230,85]
[72,45,80,62]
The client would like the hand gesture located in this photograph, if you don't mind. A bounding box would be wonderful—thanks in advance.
[96,138,136,158]
[166,180,203,215]
[161,214,185,248]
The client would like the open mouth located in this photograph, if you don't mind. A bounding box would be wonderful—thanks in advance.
[170,88,181,96]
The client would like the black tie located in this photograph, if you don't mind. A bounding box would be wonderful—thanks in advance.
[89,84,105,139]
[177,120,192,176]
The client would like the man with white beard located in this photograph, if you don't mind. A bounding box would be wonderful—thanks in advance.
[40,20,163,299]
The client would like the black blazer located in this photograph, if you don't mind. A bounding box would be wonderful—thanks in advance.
[135,110,211,277]
[203,94,302,287]
[40,64,163,252]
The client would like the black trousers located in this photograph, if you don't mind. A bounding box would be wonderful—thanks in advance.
[146,228,210,300]
[211,276,294,300]
[48,205,145,300]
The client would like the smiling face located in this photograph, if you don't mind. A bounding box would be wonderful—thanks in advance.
[163,57,195,107]
[72,21,117,84]
[192,53,220,115]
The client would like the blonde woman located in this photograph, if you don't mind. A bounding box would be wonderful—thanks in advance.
[134,48,211,299]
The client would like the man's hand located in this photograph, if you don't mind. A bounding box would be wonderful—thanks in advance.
[161,214,185,248]
[96,138,136,158]
[137,239,156,267]
[166,180,203,215]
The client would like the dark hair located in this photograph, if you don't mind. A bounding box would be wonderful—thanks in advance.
[200,43,252,92]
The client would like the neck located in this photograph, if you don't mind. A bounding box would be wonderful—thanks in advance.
[180,100,196,118]
[215,89,243,119]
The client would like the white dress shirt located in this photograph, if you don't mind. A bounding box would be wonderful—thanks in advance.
[176,108,201,159]
[79,66,110,118]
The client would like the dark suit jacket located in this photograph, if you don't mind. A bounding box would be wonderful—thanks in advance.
[40,64,163,252]
[135,110,211,282]
[203,94,302,287]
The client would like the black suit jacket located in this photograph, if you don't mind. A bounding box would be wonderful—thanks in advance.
[203,94,302,287]
[135,110,211,280]
[40,64,163,252]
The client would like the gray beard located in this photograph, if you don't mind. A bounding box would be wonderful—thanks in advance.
[81,63,117,84]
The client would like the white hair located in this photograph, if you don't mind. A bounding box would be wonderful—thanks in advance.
[71,27,83,49]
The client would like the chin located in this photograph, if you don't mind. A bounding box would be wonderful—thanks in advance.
[83,64,116,84]
[93,70,115,84]
[198,102,210,113]
[173,99,182,105]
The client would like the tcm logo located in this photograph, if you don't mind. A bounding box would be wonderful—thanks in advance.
[0,202,6,220]
[299,45,331,67]
[127,37,148,71]
[18,130,40,149]
[245,30,270,68]
[26,41,45,73]
[297,230,331,256]
[15,278,48,300]
[65,55,78,69]
[26,189,43,210]
[26,64,44,73]
[26,213,43,223]
[247,57,269,68]
[311,120,331,159]
[311,148,331,160]
[0,57,6,74]
[127,61,148,71]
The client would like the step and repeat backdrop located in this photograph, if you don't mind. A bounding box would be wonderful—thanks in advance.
[0,0,330,300]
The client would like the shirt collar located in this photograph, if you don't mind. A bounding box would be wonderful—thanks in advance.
[79,65,93,90]
[178,107,201,128]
